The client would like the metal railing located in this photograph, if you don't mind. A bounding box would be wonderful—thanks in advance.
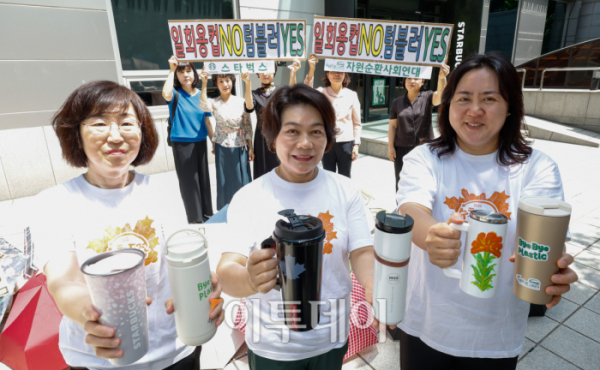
[539,67,600,90]
[516,68,526,90]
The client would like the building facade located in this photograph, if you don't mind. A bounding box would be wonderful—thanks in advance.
[0,0,598,200]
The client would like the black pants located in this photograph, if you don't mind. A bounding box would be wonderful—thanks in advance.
[172,141,213,223]
[400,330,518,370]
[70,346,201,370]
[322,140,354,178]
[394,146,415,193]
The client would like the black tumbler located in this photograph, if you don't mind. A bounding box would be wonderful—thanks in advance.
[262,210,325,331]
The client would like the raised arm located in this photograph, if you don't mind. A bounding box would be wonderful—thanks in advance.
[199,66,210,107]
[432,64,449,106]
[242,72,254,111]
[351,93,362,161]
[289,58,301,85]
[162,56,179,102]
[303,53,319,87]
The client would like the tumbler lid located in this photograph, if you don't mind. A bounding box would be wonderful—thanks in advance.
[274,209,325,241]
[375,211,414,234]
[165,229,208,264]
[519,196,572,217]
[469,210,508,224]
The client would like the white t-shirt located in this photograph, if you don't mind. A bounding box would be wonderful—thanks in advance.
[32,173,194,370]
[224,168,373,361]
[396,144,566,358]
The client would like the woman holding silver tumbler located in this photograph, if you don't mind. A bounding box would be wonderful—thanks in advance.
[34,81,224,370]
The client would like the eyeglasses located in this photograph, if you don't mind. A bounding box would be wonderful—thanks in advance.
[83,119,142,136]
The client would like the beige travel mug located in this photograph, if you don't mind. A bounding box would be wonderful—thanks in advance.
[514,196,571,305]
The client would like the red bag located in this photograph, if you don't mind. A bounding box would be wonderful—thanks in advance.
[0,274,67,370]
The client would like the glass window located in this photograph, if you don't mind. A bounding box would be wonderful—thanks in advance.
[485,0,519,61]
[567,39,600,88]
[541,1,568,55]
[111,0,234,71]
[519,59,538,88]
[536,48,570,88]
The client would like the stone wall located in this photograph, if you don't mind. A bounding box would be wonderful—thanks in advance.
[523,89,600,133]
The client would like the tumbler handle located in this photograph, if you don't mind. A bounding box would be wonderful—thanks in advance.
[442,222,469,279]
[261,237,280,291]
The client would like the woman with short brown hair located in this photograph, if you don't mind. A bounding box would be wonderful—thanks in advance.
[35,80,224,370]
[217,84,375,370]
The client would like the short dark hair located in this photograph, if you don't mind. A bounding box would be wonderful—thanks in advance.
[52,80,159,168]
[429,52,531,165]
[322,71,351,87]
[212,73,236,88]
[261,84,338,153]
[173,62,200,89]
[256,64,278,78]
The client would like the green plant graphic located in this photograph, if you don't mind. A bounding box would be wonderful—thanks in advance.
[471,251,497,291]
[469,231,503,292]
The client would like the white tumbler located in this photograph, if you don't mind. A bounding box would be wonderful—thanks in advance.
[165,229,217,346]
[372,211,414,326]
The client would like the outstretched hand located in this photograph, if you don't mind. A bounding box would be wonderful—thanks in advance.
[509,250,578,308]
[425,212,463,269]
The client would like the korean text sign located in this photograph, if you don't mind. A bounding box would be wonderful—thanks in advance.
[168,19,307,62]
[312,16,453,67]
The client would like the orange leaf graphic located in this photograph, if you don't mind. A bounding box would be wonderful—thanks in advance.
[317,211,337,255]
[444,197,461,211]
[471,232,503,258]
[444,188,512,220]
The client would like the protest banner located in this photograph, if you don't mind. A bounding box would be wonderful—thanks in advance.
[205,61,275,75]
[324,59,433,79]
[168,20,306,62]
[313,16,453,67]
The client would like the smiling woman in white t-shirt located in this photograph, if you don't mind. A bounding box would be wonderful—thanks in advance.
[36,81,225,370]
[216,84,375,370]
[396,52,579,369]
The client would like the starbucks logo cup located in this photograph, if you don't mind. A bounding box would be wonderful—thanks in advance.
[81,249,149,366]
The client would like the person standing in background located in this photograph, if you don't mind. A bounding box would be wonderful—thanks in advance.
[388,64,449,192]
[162,56,214,223]
[243,66,281,179]
[291,54,362,178]
[199,68,253,210]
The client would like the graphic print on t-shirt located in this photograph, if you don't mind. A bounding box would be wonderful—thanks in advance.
[86,216,159,266]
[470,231,504,291]
[316,211,337,255]
[444,189,512,220]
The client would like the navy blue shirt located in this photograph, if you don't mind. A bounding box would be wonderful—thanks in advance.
[167,88,211,142]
